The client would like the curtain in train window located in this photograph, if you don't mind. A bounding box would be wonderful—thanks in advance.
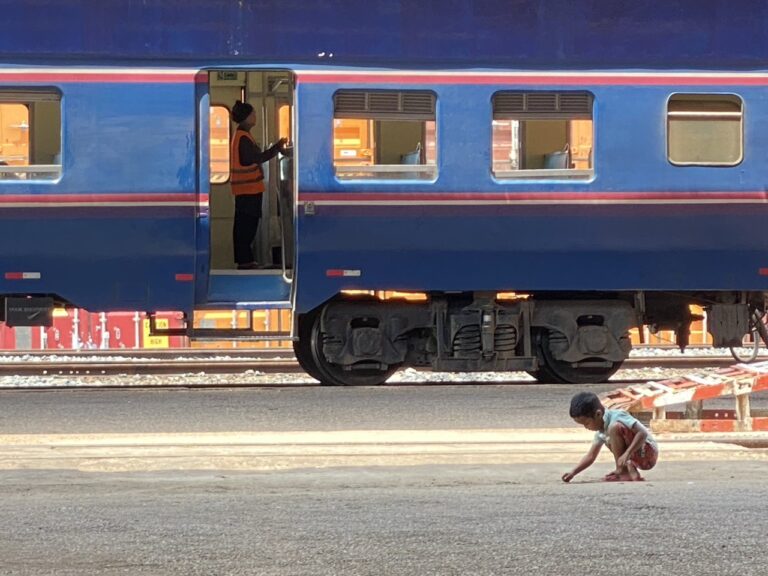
[209,105,231,183]
[333,90,437,180]
[492,91,593,179]
[667,95,743,166]
[0,91,61,181]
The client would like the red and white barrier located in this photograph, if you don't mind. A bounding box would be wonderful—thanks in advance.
[603,361,768,433]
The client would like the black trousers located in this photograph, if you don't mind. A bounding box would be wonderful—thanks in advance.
[233,194,263,265]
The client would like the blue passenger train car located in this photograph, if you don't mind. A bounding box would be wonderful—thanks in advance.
[1,0,767,384]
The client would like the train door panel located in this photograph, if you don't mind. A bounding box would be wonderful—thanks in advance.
[270,82,295,272]
[203,70,295,306]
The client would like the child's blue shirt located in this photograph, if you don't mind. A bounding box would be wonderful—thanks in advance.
[593,409,658,451]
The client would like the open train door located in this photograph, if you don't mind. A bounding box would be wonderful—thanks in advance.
[196,69,296,327]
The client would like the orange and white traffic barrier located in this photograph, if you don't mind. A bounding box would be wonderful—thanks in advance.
[603,360,768,433]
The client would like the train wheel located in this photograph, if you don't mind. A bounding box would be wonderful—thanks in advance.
[293,312,326,383]
[530,330,623,384]
[308,313,397,386]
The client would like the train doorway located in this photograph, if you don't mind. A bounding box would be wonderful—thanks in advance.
[204,69,295,306]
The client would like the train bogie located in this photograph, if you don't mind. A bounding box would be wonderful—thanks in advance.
[294,293,637,385]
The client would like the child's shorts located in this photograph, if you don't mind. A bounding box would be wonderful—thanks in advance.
[616,422,658,470]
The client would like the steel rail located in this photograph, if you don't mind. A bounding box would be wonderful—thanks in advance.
[0,355,748,378]
[0,348,291,360]
[0,359,300,377]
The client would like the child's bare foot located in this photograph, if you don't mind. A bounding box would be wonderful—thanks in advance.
[606,466,628,479]
[603,472,621,482]
[626,462,644,482]
[604,465,645,482]
[604,472,630,482]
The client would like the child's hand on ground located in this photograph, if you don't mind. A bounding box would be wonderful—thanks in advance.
[562,472,575,483]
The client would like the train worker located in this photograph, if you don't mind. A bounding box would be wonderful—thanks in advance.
[562,392,658,483]
[230,100,288,270]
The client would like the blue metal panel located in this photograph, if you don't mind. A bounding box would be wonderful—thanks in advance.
[2,11,767,319]
[295,204,768,313]
[293,80,768,312]
[0,82,196,194]
[299,82,768,193]
[0,213,195,310]
[1,1,768,70]
[0,80,198,312]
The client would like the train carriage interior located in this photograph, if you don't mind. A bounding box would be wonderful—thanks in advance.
[332,90,438,180]
[491,92,593,178]
[206,70,295,307]
[0,92,62,181]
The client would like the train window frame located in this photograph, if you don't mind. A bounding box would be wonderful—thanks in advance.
[209,104,231,184]
[0,90,62,182]
[666,93,744,167]
[491,91,595,180]
[332,89,438,182]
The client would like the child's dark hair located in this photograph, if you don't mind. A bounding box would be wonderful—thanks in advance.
[569,392,604,418]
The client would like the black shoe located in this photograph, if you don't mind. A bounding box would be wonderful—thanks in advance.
[237,262,257,270]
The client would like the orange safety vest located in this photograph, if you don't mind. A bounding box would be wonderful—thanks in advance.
[230,129,266,196]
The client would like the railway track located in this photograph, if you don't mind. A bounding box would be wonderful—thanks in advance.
[0,359,299,376]
[0,348,291,360]
[0,353,747,377]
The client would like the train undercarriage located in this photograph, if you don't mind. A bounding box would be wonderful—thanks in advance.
[293,291,766,386]
[1,290,763,385]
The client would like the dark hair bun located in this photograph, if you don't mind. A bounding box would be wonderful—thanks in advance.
[232,100,254,123]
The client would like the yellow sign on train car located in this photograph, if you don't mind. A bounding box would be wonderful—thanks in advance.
[142,318,169,348]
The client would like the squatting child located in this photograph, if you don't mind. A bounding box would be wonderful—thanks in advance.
[562,391,658,482]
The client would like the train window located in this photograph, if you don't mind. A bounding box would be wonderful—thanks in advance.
[667,94,743,166]
[278,103,292,141]
[333,90,437,181]
[492,92,593,179]
[0,91,61,181]
[209,105,231,184]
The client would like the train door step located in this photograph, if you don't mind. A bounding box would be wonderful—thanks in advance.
[149,308,293,341]
[190,329,293,341]
[207,269,291,304]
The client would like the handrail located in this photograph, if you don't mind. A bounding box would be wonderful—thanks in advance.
[494,168,593,179]
[668,111,742,119]
[0,165,61,174]
[335,164,436,174]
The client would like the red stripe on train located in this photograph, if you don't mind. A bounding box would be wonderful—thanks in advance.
[299,191,768,202]
[0,193,196,204]
[298,73,768,86]
[2,71,767,87]
[0,72,202,84]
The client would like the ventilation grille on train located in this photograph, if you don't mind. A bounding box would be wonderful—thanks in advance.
[493,92,593,119]
[0,91,61,103]
[334,90,436,120]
